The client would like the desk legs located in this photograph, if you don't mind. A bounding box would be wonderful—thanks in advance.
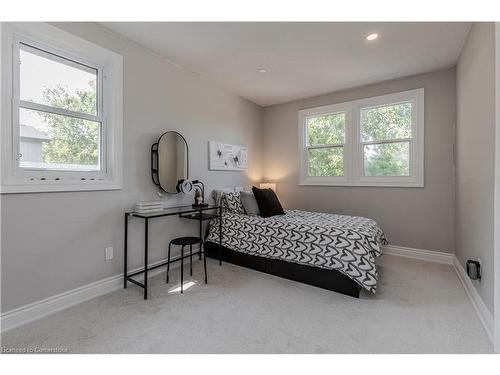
[125,208,220,299]
[124,214,128,289]
[199,216,202,260]
[219,207,222,266]
[203,243,208,284]
[144,218,149,300]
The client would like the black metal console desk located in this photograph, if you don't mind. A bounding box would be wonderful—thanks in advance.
[124,205,222,299]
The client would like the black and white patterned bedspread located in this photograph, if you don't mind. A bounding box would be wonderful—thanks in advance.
[206,210,388,293]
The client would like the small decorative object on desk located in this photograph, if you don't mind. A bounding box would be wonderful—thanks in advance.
[135,201,163,214]
[192,179,208,208]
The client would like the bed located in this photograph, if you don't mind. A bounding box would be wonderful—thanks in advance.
[205,207,388,298]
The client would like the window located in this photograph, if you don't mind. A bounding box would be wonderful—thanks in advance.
[1,23,123,193]
[19,44,101,172]
[360,102,411,177]
[306,111,346,177]
[298,89,424,187]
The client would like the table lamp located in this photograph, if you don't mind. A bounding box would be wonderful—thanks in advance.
[259,182,276,192]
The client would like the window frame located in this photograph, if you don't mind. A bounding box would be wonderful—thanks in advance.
[298,88,424,187]
[1,22,123,193]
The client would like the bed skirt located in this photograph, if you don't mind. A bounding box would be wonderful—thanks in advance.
[204,241,362,298]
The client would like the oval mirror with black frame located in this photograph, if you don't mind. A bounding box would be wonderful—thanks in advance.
[151,131,189,194]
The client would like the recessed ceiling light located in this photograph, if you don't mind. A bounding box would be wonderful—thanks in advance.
[366,33,379,41]
[258,68,267,74]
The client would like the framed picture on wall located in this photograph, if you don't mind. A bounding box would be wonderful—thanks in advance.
[209,141,248,171]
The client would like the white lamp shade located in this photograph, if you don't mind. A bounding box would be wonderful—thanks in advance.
[259,183,276,192]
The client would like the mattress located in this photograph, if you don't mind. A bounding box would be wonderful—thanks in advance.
[206,210,388,293]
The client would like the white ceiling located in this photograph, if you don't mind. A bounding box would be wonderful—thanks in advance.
[101,22,471,107]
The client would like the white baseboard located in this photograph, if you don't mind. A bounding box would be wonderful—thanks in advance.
[0,253,193,333]
[1,272,125,333]
[382,245,454,265]
[452,256,494,343]
[384,245,493,345]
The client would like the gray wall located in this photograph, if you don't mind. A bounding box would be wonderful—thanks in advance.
[1,22,264,312]
[455,22,495,314]
[263,68,456,253]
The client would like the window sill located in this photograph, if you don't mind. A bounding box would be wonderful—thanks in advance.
[299,177,424,188]
[0,180,122,194]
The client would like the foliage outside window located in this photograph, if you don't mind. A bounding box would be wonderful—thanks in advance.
[360,102,412,177]
[298,89,424,187]
[307,112,345,177]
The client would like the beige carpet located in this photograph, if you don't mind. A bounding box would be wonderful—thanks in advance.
[0,255,493,353]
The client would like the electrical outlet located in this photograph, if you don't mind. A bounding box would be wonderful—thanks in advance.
[105,246,114,261]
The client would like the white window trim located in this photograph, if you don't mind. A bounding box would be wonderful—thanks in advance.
[298,88,424,187]
[1,22,123,193]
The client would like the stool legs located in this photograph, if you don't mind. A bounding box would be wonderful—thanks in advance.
[190,244,193,276]
[166,242,171,283]
[180,245,184,293]
[167,238,207,293]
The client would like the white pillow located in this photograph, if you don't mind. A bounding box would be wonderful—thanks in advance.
[212,187,246,206]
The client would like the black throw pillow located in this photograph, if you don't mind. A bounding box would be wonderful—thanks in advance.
[252,186,285,218]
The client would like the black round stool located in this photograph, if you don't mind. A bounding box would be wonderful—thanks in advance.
[166,236,207,293]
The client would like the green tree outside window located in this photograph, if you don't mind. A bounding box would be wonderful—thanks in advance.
[40,82,100,166]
